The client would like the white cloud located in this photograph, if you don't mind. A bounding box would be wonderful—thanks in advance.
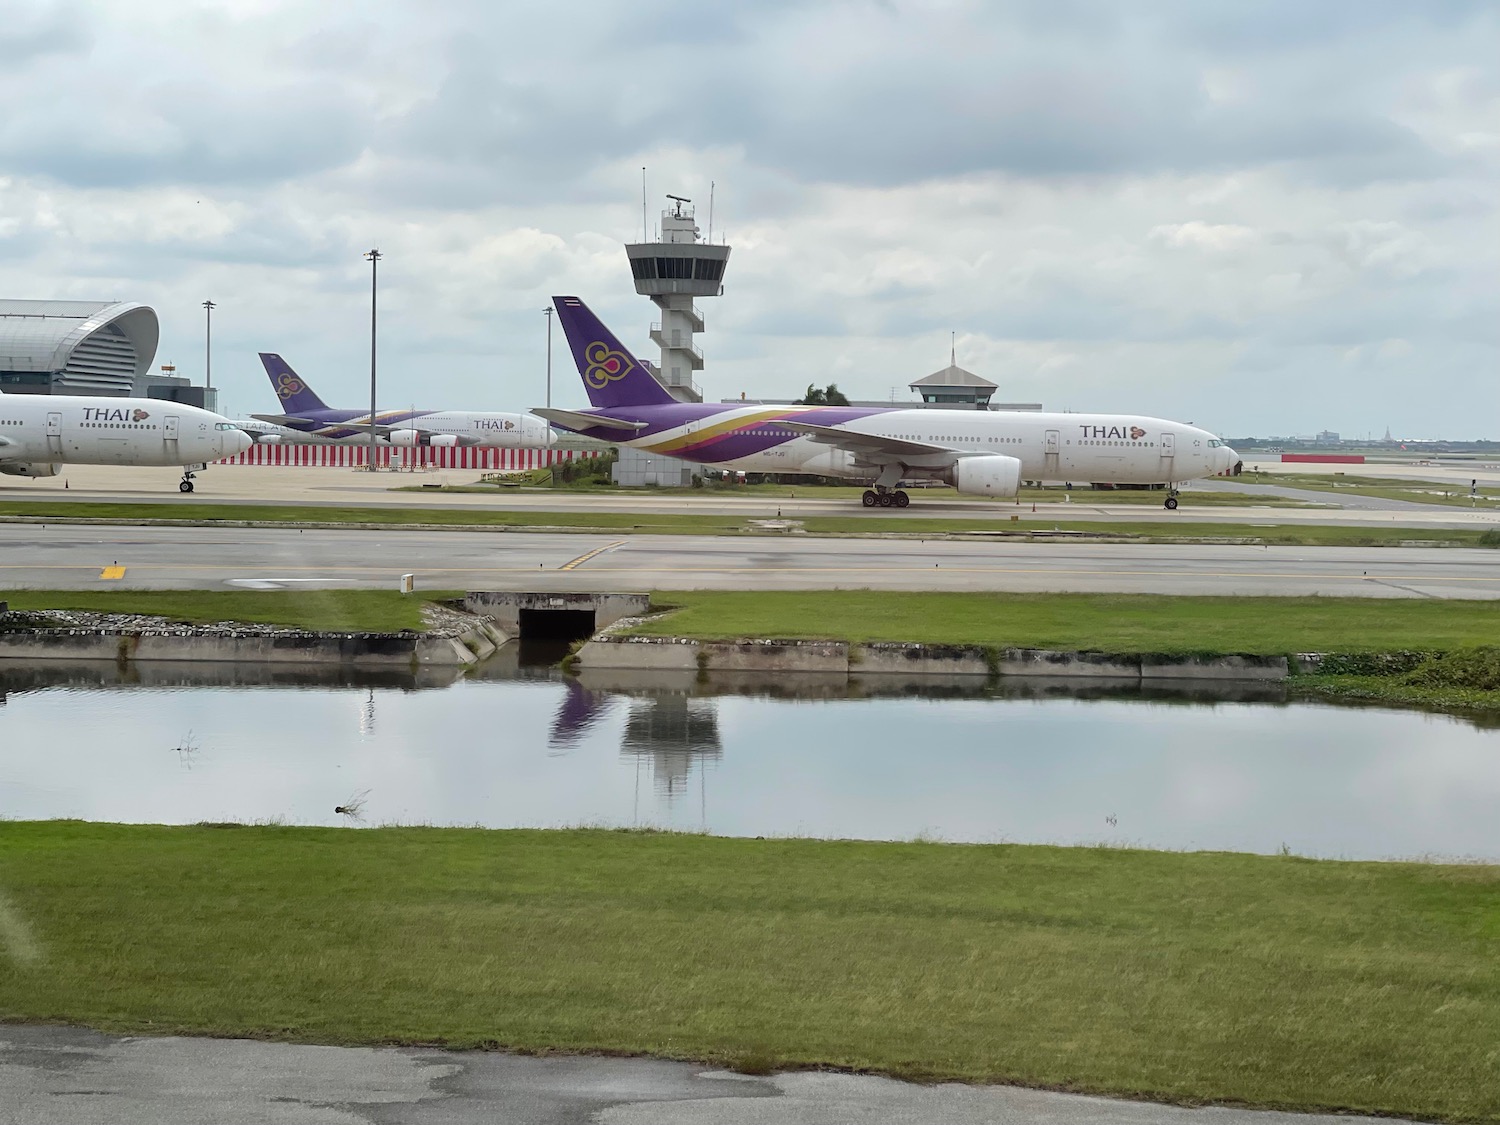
[0,0,1494,435]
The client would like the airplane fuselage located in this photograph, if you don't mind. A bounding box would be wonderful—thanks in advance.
[564,403,1237,485]
[257,408,556,449]
[0,395,251,473]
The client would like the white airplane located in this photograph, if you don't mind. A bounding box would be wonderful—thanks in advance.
[540,296,1242,509]
[250,354,555,449]
[0,391,252,492]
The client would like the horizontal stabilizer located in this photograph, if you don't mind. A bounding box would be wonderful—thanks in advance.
[532,407,647,432]
[250,413,319,426]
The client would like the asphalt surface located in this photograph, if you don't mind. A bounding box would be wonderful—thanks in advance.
[4,465,1499,530]
[2,524,1498,597]
[0,1025,1413,1125]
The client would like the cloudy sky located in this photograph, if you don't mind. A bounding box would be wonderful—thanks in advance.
[1,0,1495,438]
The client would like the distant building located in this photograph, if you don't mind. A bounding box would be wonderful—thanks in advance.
[909,362,998,407]
[1316,430,1341,444]
[0,300,159,397]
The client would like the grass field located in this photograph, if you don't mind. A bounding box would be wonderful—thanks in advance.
[1244,470,1500,508]
[0,500,1493,548]
[401,481,1313,507]
[0,823,1494,1121]
[1,589,447,632]
[631,591,1500,654]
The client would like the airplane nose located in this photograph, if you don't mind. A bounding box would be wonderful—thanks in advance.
[1218,446,1238,475]
[229,429,253,456]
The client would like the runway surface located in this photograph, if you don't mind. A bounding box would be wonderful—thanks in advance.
[3,524,1497,597]
[3,465,1499,529]
[0,1025,1416,1125]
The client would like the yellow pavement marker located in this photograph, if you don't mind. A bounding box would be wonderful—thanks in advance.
[99,566,127,580]
[559,541,626,571]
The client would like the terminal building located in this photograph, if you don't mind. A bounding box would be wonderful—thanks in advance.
[0,299,216,410]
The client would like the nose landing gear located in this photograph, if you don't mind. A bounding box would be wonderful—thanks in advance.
[179,470,197,494]
[862,488,910,509]
[1163,487,1180,510]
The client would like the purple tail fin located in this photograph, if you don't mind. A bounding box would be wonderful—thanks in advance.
[552,296,675,408]
[259,354,329,415]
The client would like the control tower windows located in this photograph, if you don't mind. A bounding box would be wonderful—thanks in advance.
[629,257,727,283]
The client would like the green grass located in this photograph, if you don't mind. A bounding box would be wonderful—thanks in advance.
[0,500,1492,547]
[0,823,1495,1120]
[1,589,449,632]
[630,591,1500,653]
[1243,470,1500,508]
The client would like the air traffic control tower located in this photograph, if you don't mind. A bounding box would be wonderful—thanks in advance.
[624,196,731,405]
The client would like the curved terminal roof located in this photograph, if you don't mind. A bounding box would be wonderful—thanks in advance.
[0,299,159,395]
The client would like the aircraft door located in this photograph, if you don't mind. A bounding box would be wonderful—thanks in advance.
[1160,432,1175,459]
[1043,428,1060,480]
[164,415,180,442]
[45,412,62,455]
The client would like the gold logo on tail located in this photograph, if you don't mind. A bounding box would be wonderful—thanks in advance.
[276,372,305,399]
[584,342,631,390]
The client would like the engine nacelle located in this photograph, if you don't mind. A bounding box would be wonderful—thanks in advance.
[389,429,467,448]
[0,462,62,478]
[949,454,1022,497]
[254,433,281,444]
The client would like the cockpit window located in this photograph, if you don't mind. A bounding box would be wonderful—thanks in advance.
[215,423,238,430]
[1207,439,1221,447]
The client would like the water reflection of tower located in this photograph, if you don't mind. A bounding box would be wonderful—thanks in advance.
[620,695,722,805]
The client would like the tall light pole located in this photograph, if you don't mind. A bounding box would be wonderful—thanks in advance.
[201,300,215,395]
[365,248,381,471]
[543,305,554,408]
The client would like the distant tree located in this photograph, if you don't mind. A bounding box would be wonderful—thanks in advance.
[797,383,848,406]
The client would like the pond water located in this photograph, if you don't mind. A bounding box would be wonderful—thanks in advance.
[1,656,1497,861]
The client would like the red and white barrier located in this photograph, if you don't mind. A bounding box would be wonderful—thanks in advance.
[218,445,598,470]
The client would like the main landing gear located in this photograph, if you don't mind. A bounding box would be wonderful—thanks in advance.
[1163,487,1180,510]
[862,488,910,509]
[179,470,197,494]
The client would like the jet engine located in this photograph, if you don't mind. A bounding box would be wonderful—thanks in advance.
[388,430,477,448]
[253,433,281,443]
[0,462,62,478]
[948,454,1022,497]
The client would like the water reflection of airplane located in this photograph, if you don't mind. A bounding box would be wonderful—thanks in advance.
[548,679,722,802]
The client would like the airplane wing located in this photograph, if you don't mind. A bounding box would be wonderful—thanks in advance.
[532,407,648,432]
[781,421,957,463]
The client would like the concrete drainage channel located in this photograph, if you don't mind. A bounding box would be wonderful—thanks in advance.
[572,635,1291,681]
[0,593,653,670]
[0,593,1292,682]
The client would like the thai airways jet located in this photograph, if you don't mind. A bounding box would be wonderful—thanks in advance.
[250,354,555,449]
[535,297,1240,509]
[0,391,251,491]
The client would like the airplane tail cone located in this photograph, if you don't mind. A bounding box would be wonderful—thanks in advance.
[551,296,675,409]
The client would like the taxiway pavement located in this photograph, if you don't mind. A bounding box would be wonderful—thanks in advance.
[4,465,1499,529]
[0,1025,1417,1125]
[3,524,1497,598]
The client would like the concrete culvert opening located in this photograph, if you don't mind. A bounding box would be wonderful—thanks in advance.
[517,608,597,642]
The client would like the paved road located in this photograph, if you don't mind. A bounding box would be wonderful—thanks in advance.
[2,524,1498,598]
[0,1025,1412,1125]
[4,465,1499,529]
